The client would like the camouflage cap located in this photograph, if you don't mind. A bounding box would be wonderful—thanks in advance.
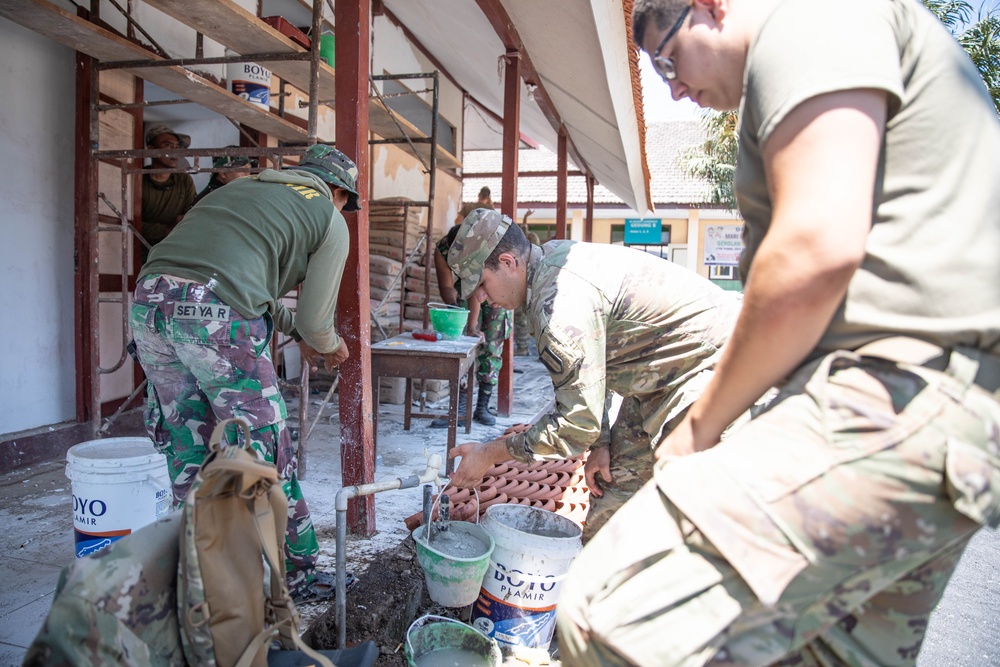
[294,144,362,211]
[144,124,191,148]
[447,208,513,300]
[212,147,255,169]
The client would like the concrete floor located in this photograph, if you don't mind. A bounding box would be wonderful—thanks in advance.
[1,351,999,665]
[0,354,555,664]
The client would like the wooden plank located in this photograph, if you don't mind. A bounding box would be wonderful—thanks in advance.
[137,0,459,168]
[99,108,133,151]
[0,0,309,143]
[140,0,338,101]
[100,69,135,102]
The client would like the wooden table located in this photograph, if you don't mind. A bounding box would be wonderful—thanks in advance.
[370,334,481,474]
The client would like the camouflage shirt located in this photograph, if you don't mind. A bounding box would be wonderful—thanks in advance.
[504,241,741,462]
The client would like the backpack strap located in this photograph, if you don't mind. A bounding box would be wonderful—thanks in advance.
[204,418,334,667]
[208,416,254,452]
[250,490,335,667]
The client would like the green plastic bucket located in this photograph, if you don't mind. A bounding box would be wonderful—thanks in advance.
[414,520,493,607]
[428,306,470,340]
[319,34,335,67]
[405,615,501,667]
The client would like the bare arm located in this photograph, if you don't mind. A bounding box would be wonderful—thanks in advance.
[657,89,887,458]
[466,294,482,337]
[433,247,458,306]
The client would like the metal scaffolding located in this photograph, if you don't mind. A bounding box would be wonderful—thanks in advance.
[73,2,447,485]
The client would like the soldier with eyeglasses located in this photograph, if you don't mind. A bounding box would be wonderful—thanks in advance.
[556,0,1000,664]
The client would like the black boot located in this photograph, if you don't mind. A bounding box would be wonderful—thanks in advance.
[474,385,496,426]
[430,389,468,428]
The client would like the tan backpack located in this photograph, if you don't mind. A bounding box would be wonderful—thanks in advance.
[177,417,333,667]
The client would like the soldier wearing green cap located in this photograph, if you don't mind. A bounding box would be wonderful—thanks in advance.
[446,208,743,541]
[191,147,256,205]
[129,143,362,603]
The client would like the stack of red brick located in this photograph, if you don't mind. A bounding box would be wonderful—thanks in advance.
[405,454,590,531]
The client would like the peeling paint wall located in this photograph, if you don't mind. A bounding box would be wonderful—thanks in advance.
[0,21,77,435]
[371,146,462,239]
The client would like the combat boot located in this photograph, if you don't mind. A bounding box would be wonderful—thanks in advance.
[430,389,468,428]
[474,385,496,426]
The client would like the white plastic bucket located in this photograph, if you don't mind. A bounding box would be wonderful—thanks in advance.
[227,50,272,110]
[65,437,172,558]
[471,505,583,649]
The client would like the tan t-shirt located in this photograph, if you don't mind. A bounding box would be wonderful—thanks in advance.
[736,0,1000,353]
[459,201,493,220]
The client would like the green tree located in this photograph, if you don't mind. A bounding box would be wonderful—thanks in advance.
[683,109,739,211]
[684,0,1000,211]
[924,0,1000,113]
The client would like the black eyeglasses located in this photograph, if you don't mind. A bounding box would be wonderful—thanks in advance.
[651,5,691,82]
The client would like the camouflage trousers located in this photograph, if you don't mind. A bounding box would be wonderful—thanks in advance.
[558,348,1000,666]
[583,395,653,543]
[130,275,319,589]
[513,304,532,354]
[468,302,512,387]
[584,373,747,543]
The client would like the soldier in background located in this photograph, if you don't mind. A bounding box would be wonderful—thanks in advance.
[431,216,512,427]
[445,209,743,540]
[513,209,540,356]
[141,124,196,259]
[457,185,493,224]
[192,149,255,205]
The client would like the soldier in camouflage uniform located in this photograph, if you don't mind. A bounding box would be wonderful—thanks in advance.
[445,209,742,542]
[130,144,361,604]
[432,216,513,426]
[552,0,1000,665]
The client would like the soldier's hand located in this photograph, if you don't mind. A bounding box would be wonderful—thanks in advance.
[326,341,350,370]
[449,442,493,489]
[584,446,612,498]
[300,340,349,373]
[653,413,703,461]
[299,340,323,372]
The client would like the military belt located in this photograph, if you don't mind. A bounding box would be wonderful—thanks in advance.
[855,336,1000,394]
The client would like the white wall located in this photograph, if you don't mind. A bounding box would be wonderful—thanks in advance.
[0,20,77,435]
[371,15,464,138]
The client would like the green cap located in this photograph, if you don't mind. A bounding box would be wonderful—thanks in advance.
[447,208,512,300]
[294,144,362,211]
[212,147,255,169]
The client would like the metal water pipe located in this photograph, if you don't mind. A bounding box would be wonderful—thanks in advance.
[335,454,444,648]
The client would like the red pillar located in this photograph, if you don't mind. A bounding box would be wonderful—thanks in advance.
[556,131,567,240]
[585,175,595,242]
[74,52,98,430]
[335,1,376,536]
[497,49,521,418]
